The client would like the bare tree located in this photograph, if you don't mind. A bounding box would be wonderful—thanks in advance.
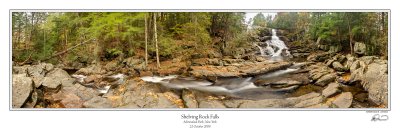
[153,13,160,68]
[144,13,148,69]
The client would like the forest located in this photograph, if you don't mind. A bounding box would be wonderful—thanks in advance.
[12,12,389,109]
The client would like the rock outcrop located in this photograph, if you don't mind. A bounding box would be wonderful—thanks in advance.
[190,61,292,78]
[12,74,33,108]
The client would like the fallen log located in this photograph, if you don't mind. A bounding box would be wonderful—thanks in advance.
[41,38,95,62]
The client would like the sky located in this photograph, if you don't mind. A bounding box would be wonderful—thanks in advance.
[245,12,277,24]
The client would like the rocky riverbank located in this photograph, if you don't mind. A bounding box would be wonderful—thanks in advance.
[11,50,388,108]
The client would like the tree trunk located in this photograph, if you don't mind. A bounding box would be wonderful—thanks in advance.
[42,38,94,62]
[347,15,353,55]
[144,13,148,68]
[153,13,160,68]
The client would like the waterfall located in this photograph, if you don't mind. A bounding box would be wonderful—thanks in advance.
[257,29,291,58]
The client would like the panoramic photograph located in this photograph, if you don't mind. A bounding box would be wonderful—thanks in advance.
[11,12,388,109]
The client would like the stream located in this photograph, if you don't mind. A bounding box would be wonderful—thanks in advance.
[140,29,307,100]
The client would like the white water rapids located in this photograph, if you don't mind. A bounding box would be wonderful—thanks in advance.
[254,29,291,58]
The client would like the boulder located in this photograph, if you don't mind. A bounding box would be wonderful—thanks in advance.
[46,68,71,79]
[27,64,45,77]
[315,73,336,86]
[360,63,388,105]
[12,74,33,108]
[307,52,330,62]
[31,75,44,88]
[198,100,226,108]
[332,61,346,72]
[322,83,340,97]
[41,77,62,92]
[332,92,353,108]
[354,42,366,55]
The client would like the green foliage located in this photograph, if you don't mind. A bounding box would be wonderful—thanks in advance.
[252,13,267,27]
[105,48,123,59]
[158,36,181,57]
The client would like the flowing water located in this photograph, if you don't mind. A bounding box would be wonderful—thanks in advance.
[140,28,302,100]
[254,29,292,61]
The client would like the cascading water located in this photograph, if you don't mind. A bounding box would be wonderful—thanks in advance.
[257,29,291,58]
[139,29,300,100]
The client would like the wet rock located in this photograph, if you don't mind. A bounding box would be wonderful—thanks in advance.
[12,74,33,108]
[315,73,336,86]
[83,96,113,108]
[333,92,353,108]
[322,83,340,97]
[182,90,198,108]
